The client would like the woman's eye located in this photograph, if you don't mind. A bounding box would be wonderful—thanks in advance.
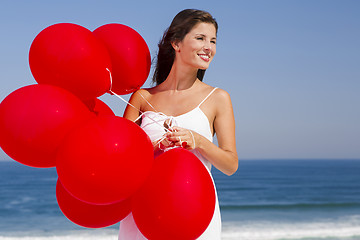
[211,41,216,44]
[196,37,204,40]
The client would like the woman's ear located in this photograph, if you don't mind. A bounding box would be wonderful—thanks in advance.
[171,41,180,52]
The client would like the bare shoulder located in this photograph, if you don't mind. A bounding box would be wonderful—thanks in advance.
[124,88,154,120]
[132,88,151,98]
[213,87,230,99]
[198,81,229,98]
[196,81,232,106]
[131,88,154,101]
[126,88,153,111]
[213,88,232,104]
[212,88,233,115]
[197,81,219,96]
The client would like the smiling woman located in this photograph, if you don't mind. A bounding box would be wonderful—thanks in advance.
[174,22,217,70]
[152,9,218,85]
[118,9,238,240]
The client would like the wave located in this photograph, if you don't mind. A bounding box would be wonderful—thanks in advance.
[221,202,360,210]
[0,229,118,240]
[222,215,360,240]
[1,216,360,240]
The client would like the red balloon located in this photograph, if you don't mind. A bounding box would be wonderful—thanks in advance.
[93,24,151,95]
[56,180,131,228]
[29,23,112,100]
[0,84,92,168]
[83,98,115,116]
[56,115,154,205]
[132,148,216,240]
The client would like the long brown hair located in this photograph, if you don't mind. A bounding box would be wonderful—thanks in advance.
[152,9,218,85]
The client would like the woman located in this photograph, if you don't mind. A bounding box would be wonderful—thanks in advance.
[119,9,238,240]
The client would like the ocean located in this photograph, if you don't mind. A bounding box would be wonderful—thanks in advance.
[1,159,360,240]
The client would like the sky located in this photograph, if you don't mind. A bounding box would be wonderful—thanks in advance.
[0,0,359,160]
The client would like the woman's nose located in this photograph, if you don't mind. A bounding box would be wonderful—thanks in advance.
[203,41,212,51]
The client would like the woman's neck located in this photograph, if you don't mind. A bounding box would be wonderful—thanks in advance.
[161,61,199,92]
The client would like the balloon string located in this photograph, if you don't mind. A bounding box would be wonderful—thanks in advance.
[105,68,171,134]
[105,68,184,151]
[106,68,140,112]
[107,68,113,90]
[108,89,175,150]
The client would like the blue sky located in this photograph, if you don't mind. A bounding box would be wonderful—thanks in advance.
[0,0,359,160]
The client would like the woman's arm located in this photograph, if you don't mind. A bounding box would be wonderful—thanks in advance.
[123,89,174,152]
[123,90,144,124]
[167,89,238,176]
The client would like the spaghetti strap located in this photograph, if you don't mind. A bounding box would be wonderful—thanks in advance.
[197,87,218,108]
[138,92,157,112]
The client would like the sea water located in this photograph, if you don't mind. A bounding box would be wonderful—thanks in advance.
[1,159,360,240]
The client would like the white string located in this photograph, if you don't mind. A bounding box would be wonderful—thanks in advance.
[106,68,163,125]
[105,68,198,151]
[178,136,183,146]
[106,68,199,152]
[138,92,157,112]
[106,68,113,90]
[189,130,196,149]
[106,68,174,150]
[107,89,169,133]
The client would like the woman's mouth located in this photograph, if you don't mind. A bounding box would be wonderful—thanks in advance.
[198,54,210,62]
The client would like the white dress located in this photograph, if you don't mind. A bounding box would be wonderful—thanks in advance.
[118,87,221,240]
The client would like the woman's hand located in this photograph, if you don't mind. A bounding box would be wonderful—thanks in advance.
[165,126,198,150]
[151,135,174,153]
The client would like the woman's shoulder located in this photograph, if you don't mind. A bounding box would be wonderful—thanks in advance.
[130,88,158,111]
[197,83,232,113]
[201,85,233,116]
[133,85,162,96]
[131,88,153,100]
[213,87,231,101]
[199,82,231,102]
[212,88,233,116]
[127,88,149,108]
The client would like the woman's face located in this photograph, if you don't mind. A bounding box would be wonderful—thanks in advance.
[175,22,217,70]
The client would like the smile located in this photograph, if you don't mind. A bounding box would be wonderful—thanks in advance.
[198,54,210,62]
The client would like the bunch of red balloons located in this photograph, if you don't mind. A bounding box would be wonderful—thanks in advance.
[0,22,216,239]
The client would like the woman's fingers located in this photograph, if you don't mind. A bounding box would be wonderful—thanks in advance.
[166,131,186,142]
[165,127,195,150]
